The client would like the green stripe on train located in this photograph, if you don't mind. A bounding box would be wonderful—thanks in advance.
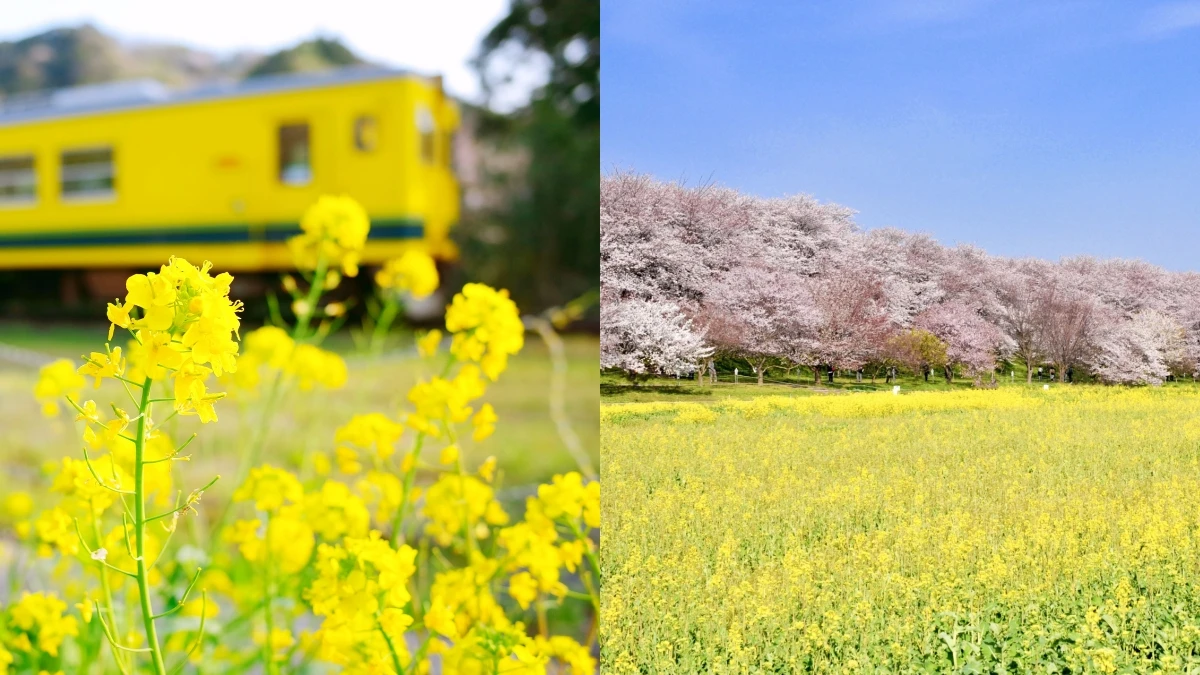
[0,218,424,248]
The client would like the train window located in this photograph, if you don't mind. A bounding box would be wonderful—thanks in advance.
[355,116,379,152]
[0,155,36,203]
[61,148,115,198]
[279,123,312,186]
[416,106,436,165]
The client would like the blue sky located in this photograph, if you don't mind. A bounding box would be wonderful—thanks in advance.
[601,0,1200,270]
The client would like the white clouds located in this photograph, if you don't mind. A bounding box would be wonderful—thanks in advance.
[1137,1,1200,39]
[0,0,525,105]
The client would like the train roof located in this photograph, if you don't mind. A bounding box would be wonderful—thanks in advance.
[0,66,426,127]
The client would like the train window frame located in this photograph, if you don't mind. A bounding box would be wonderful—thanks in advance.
[0,154,37,205]
[416,106,436,165]
[278,122,313,187]
[60,147,116,201]
[355,115,379,152]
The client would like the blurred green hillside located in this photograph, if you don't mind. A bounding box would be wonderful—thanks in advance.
[0,24,364,95]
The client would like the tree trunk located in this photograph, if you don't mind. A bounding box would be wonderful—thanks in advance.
[944,366,953,384]
[813,366,820,385]
[1026,363,1033,384]
[1058,363,1068,383]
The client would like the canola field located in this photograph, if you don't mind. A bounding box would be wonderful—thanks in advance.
[602,388,1200,674]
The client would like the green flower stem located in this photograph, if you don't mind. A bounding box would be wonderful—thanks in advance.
[133,376,168,675]
[453,447,478,559]
[568,521,601,614]
[406,634,434,675]
[391,434,427,547]
[536,593,549,637]
[208,368,282,555]
[369,294,402,356]
[92,508,126,672]
[263,513,278,675]
[293,255,329,341]
[379,621,406,674]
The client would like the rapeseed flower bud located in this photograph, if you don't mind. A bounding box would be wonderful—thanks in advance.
[416,329,442,358]
[288,194,370,277]
[375,249,440,298]
[287,345,347,391]
[335,413,404,461]
[234,465,303,513]
[472,403,497,442]
[34,360,85,417]
[304,533,418,670]
[303,480,371,541]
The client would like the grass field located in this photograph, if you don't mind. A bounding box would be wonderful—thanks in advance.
[602,386,1200,673]
[0,322,599,497]
[599,367,1085,404]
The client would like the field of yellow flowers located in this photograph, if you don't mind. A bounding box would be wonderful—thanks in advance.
[603,387,1200,673]
[0,195,599,675]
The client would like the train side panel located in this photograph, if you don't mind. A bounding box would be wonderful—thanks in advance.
[0,74,459,270]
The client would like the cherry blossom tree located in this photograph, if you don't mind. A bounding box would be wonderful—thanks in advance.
[854,228,945,326]
[787,271,892,384]
[600,298,713,382]
[1036,284,1095,383]
[1089,309,1187,385]
[600,172,1200,389]
[915,301,1005,383]
[994,258,1053,382]
[700,263,810,384]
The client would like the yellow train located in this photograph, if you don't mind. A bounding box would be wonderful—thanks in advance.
[0,66,460,272]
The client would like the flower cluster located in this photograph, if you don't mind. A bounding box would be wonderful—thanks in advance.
[227,325,347,394]
[96,257,243,422]
[446,283,526,380]
[288,194,371,277]
[304,533,418,671]
[34,359,84,418]
[375,249,440,299]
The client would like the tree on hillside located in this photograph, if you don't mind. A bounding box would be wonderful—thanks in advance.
[600,299,712,383]
[245,38,364,78]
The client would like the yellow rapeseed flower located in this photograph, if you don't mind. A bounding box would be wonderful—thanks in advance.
[288,194,371,277]
[445,283,525,380]
[34,359,85,417]
[375,249,440,298]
